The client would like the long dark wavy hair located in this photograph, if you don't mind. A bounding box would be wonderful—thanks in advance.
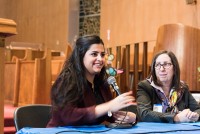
[148,50,182,90]
[50,35,109,109]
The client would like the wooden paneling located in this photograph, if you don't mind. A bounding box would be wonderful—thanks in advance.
[5,0,72,52]
[2,0,199,57]
[154,23,200,91]
[100,0,200,66]
[1,0,199,68]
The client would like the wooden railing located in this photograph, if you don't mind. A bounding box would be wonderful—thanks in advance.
[107,41,153,97]
[109,24,200,96]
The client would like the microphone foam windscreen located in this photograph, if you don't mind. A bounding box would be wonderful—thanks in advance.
[107,76,116,85]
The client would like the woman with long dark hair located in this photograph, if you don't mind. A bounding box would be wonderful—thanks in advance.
[47,35,136,127]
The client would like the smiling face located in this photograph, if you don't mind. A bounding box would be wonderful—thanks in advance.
[83,43,105,80]
[155,53,174,86]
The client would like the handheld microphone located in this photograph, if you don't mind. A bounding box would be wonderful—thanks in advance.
[106,77,133,129]
[107,76,121,96]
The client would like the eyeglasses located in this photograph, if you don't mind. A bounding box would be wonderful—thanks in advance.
[155,62,172,70]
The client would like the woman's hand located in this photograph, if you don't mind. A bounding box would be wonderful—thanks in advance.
[108,91,135,112]
[95,91,135,118]
[113,111,136,124]
[174,109,199,123]
[184,109,199,122]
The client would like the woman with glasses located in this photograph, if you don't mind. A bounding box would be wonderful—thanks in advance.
[137,50,200,123]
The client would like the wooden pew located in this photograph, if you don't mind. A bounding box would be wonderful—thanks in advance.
[5,49,26,61]
[51,44,72,84]
[11,49,44,61]
[51,59,64,84]
[5,45,72,106]
[9,48,62,62]
[5,41,43,61]
[9,41,43,50]
[13,49,52,106]
[5,43,73,106]
[5,49,44,104]
[4,60,18,104]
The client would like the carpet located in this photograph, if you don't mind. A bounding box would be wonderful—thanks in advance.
[4,104,17,134]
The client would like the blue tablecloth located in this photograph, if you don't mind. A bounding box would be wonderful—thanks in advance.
[16,122,200,134]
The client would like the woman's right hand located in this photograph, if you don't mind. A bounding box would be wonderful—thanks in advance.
[108,91,135,112]
[113,111,137,124]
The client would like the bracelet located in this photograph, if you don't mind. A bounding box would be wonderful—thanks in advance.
[108,111,112,117]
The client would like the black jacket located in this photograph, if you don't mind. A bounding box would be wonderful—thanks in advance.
[137,80,200,123]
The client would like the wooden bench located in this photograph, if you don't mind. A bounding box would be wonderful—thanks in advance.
[6,48,61,62]
[4,61,18,104]
[5,44,72,106]
[51,59,64,84]
[10,49,44,61]
[51,44,72,84]
[5,49,44,105]
[13,49,52,106]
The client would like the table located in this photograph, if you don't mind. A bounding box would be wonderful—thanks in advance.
[16,122,200,134]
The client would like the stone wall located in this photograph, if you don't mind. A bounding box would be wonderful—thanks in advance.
[79,0,100,36]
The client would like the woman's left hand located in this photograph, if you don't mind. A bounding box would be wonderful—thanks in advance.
[184,109,199,122]
[113,111,136,124]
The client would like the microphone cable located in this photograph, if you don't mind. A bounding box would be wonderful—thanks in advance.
[55,107,132,134]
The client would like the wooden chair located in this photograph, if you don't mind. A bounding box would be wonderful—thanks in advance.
[154,23,200,92]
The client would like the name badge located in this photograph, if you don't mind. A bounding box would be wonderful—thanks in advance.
[153,104,162,112]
